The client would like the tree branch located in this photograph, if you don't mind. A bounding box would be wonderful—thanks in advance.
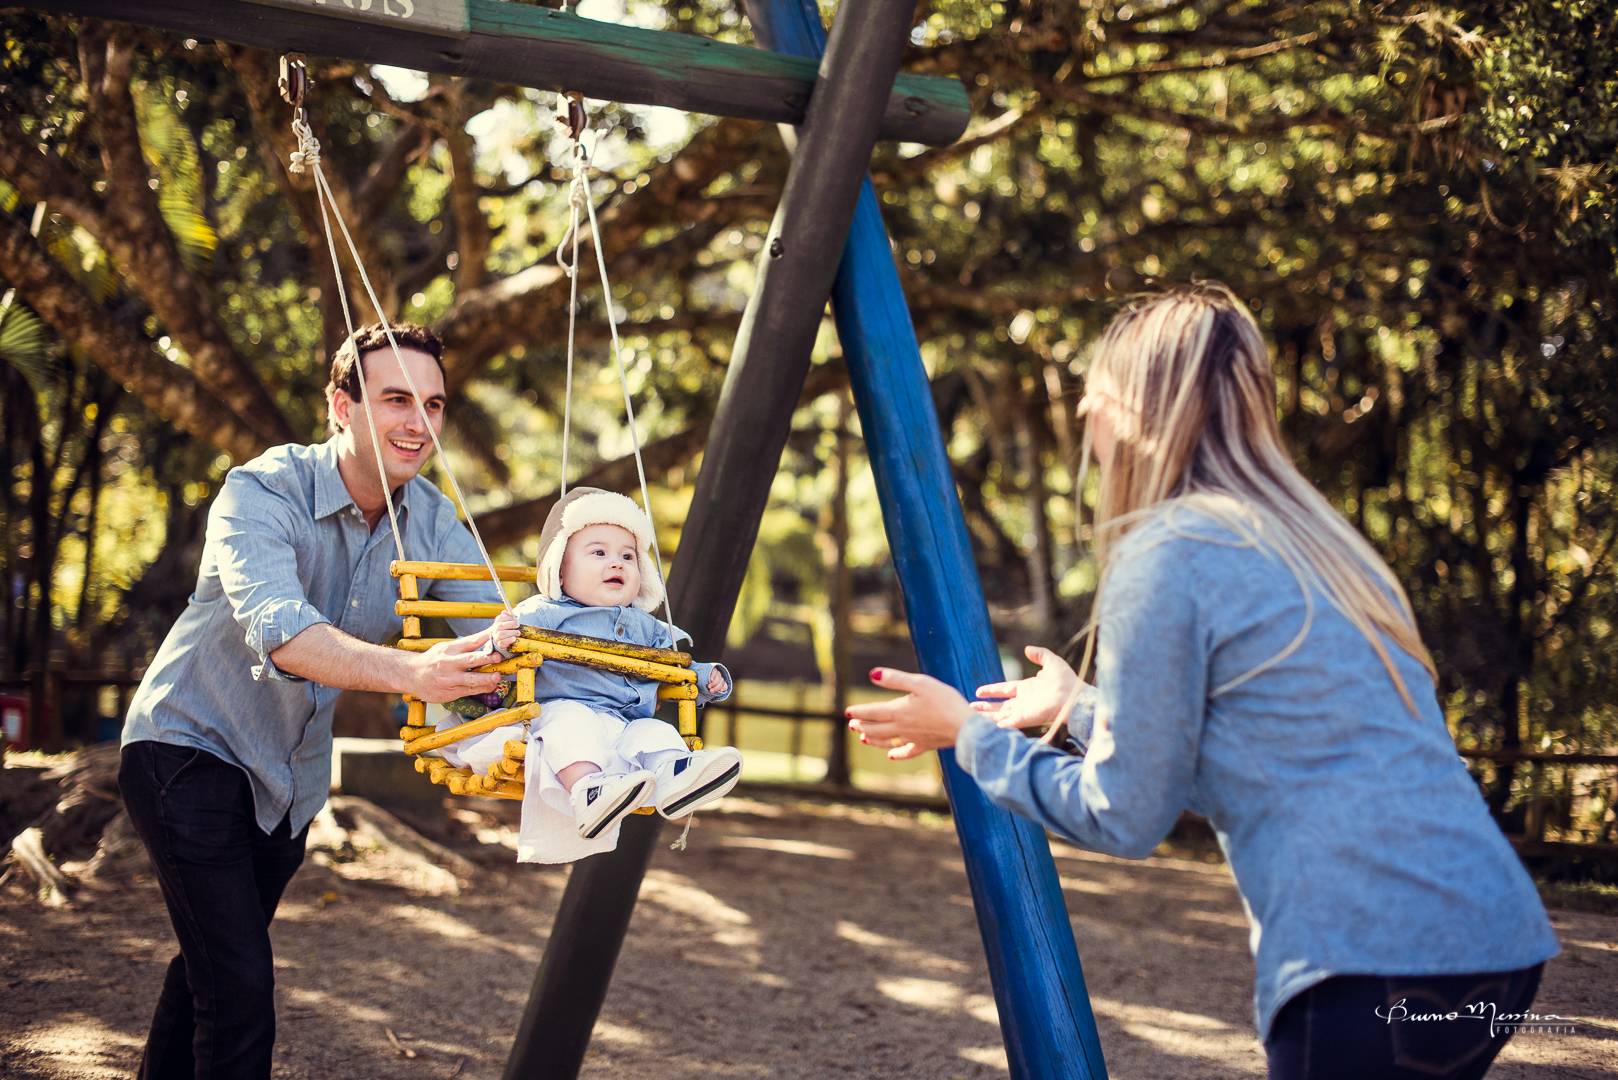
[0,210,266,462]
[442,78,491,293]
[435,118,776,389]
[1080,28,1327,83]
[220,45,401,325]
[76,26,292,446]
[0,113,108,236]
[356,120,433,223]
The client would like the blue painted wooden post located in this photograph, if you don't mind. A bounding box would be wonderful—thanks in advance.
[743,3,1110,1077]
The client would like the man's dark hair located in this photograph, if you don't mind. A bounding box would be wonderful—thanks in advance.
[325,322,445,433]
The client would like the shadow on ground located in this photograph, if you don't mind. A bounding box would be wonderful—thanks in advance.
[3,790,1614,1079]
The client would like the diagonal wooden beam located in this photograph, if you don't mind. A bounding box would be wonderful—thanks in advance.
[23,0,970,146]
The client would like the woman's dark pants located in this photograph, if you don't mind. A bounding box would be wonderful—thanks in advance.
[1266,964,1545,1080]
[118,741,309,1080]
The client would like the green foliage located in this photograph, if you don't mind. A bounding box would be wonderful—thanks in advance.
[0,299,50,393]
[1471,0,1617,251]
[134,79,219,272]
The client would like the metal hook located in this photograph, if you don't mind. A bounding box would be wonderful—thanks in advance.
[278,54,307,108]
[556,91,587,143]
[278,54,308,125]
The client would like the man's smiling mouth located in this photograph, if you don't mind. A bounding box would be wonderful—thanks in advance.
[388,438,424,454]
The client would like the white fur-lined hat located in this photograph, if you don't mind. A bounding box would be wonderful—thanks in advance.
[535,486,664,611]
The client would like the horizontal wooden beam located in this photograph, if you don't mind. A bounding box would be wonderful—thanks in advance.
[391,559,535,583]
[24,0,970,146]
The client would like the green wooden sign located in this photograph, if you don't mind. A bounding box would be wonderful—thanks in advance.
[244,0,469,37]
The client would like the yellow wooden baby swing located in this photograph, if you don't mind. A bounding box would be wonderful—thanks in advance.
[281,61,700,808]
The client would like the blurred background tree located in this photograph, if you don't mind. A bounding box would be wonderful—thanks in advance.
[1,0,1613,831]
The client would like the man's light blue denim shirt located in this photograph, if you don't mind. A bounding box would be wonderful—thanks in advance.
[955,505,1559,1041]
[510,594,731,720]
[122,439,499,835]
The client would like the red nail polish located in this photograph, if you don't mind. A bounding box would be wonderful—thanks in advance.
[870,669,882,682]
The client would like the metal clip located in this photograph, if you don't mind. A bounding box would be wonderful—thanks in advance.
[278,53,310,128]
[556,91,587,143]
[278,54,307,108]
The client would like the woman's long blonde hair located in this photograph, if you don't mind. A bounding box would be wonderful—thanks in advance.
[1071,283,1435,714]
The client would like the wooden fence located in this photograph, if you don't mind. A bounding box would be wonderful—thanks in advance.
[0,665,144,750]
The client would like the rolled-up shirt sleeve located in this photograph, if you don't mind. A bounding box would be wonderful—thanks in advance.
[956,540,1207,859]
[209,471,330,682]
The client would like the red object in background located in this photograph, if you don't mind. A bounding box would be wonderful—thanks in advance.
[0,692,28,751]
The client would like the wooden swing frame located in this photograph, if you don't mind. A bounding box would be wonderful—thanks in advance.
[390,559,701,806]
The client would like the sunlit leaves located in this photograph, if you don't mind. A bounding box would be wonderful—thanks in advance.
[0,299,51,392]
[133,79,218,271]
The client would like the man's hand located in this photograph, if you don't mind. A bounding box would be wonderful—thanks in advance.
[408,631,505,703]
[972,645,1086,731]
[706,667,728,695]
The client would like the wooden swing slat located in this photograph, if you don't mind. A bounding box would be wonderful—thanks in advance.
[392,559,536,583]
[515,625,691,667]
[656,683,699,702]
[396,636,695,685]
[507,641,695,685]
[403,701,543,756]
[396,599,506,619]
[398,573,422,638]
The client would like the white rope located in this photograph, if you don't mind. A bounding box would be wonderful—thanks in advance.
[554,106,676,639]
[291,113,511,612]
[293,116,405,564]
[575,129,677,639]
[556,141,587,500]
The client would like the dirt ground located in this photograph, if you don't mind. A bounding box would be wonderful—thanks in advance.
[3,788,1616,1079]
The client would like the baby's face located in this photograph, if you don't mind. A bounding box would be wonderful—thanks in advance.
[559,524,643,607]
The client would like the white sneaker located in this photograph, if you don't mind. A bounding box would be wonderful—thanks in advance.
[653,748,742,820]
[570,770,654,840]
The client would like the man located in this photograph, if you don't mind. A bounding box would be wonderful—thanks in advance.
[118,323,504,1079]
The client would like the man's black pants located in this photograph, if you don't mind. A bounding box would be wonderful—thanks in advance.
[118,741,308,1080]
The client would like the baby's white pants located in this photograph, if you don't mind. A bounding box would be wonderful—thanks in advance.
[433,699,690,863]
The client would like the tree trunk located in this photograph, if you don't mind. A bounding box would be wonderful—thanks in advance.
[75,395,112,634]
[1015,375,1056,644]
[821,392,854,787]
[0,367,23,668]
[29,408,53,743]
[1487,481,1535,820]
[0,211,267,463]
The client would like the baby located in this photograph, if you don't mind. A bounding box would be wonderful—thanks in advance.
[439,486,741,863]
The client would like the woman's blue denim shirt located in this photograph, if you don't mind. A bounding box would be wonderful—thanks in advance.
[955,506,1558,1040]
[510,594,731,721]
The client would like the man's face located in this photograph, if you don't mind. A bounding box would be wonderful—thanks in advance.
[334,346,446,491]
[560,524,643,608]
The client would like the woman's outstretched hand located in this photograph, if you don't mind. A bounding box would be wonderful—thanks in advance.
[972,645,1082,731]
[845,668,974,761]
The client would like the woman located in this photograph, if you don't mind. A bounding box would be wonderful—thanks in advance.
[846,285,1558,1080]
